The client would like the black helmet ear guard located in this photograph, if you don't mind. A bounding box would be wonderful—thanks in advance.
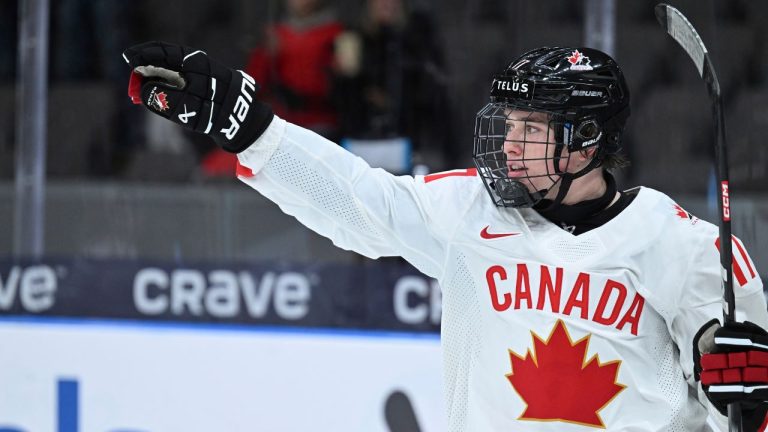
[474,47,631,208]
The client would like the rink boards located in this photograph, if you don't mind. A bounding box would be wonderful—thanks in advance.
[0,259,445,432]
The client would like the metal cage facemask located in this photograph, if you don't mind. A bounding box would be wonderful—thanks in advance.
[473,103,589,208]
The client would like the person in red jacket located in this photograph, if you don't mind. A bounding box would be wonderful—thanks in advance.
[202,0,345,177]
[246,0,344,139]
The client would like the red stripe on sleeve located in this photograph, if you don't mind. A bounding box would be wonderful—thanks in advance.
[714,237,748,286]
[733,237,757,278]
[424,168,478,183]
[732,256,748,286]
[235,161,254,178]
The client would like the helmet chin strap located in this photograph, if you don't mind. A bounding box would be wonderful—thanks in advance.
[536,175,572,212]
[535,154,603,211]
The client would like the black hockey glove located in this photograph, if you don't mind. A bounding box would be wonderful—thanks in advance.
[694,319,768,430]
[123,41,274,153]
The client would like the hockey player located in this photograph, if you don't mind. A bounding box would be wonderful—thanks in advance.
[123,41,768,431]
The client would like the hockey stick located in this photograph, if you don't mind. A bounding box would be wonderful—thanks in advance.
[654,4,741,431]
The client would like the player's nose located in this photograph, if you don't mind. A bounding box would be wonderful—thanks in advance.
[504,122,526,147]
[503,136,524,156]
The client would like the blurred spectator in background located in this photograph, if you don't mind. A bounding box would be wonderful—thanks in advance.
[51,0,130,83]
[49,0,137,178]
[246,0,345,139]
[189,0,346,178]
[336,0,454,171]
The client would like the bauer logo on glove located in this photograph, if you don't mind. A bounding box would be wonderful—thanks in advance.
[123,41,274,153]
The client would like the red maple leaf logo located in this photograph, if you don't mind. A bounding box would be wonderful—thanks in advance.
[567,50,582,65]
[506,320,626,428]
[673,203,689,220]
[155,91,170,111]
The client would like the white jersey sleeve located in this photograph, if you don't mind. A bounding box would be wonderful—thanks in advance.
[670,221,767,427]
[233,116,480,279]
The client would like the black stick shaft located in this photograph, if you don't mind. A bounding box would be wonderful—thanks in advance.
[654,5,741,430]
[710,81,735,325]
[714,89,743,432]
[714,93,742,430]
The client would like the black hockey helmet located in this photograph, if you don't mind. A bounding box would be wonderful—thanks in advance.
[473,47,631,208]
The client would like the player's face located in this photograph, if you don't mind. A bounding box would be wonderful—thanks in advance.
[502,110,568,194]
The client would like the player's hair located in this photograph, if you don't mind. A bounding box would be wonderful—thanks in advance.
[602,152,630,171]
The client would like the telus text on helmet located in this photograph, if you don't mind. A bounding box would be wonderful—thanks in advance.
[496,80,529,93]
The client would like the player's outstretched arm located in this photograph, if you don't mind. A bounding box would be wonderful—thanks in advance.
[123,41,462,279]
[123,41,274,153]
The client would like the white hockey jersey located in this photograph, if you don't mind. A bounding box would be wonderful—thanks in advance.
[236,117,768,431]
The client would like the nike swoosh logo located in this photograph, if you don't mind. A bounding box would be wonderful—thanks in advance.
[481,225,521,239]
